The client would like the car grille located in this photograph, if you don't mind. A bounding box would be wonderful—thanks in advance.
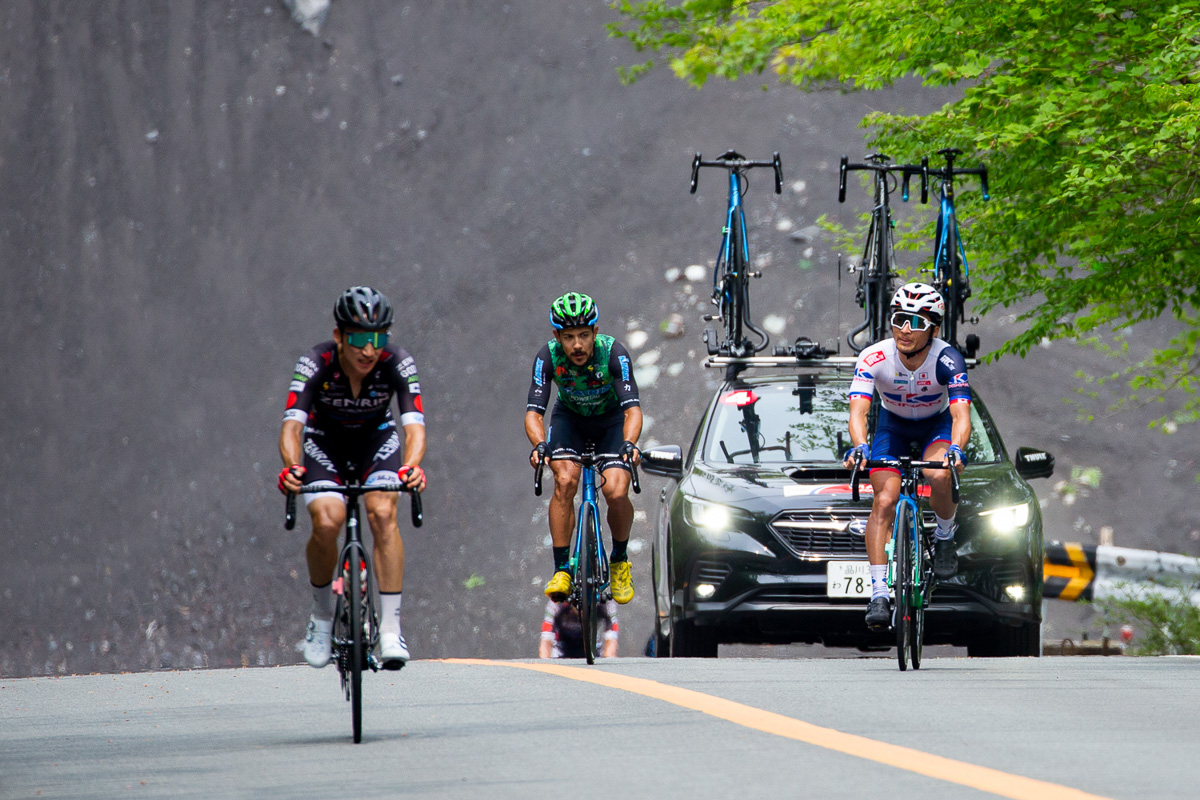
[768,509,937,558]
[768,510,869,557]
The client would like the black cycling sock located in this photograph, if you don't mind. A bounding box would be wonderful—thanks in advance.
[553,546,570,572]
[610,538,628,563]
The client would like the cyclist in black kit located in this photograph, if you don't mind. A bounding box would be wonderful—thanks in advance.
[525,292,642,605]
[278,286,427,670]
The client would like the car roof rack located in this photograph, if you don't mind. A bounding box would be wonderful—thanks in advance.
[704,334,978,380]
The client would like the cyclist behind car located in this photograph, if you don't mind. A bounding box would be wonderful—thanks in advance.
[842,282,971,630]
[525,291,642,605]
[539,597,619,659]
[278,286,427,669]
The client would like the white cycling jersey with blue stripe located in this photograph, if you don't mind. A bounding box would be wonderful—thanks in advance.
[848,338,971,420]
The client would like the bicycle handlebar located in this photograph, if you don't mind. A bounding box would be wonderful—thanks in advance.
[691,150,782,195]
[532,450,641,496]
[927,148,990,201]
[285,482,424,530]
[849,453,960,504]
[839,154,929,204]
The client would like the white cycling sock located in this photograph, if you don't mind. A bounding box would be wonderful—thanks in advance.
[380,592,402,638]
[311,581,335,620]
[870,565,889,600]
[934,514,956,541]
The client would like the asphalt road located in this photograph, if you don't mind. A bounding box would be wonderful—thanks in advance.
[2,1,1198,679]
[3,656,1195,800]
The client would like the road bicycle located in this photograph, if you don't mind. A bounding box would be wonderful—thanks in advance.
[690,150,783,361]
[838,154,926,353]
[534,444,640,664]
[285,472,423,743]
[907,148,989,355]
[850,453,959,671]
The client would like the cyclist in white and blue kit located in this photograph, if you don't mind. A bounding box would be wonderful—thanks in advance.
[842,283,971,630]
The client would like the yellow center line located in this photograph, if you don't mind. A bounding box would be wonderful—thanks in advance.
[443,659,1112,800]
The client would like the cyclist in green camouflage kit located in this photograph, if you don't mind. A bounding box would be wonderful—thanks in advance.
[525,292,642,604]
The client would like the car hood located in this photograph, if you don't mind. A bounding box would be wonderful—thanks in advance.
[682,461,1036,520]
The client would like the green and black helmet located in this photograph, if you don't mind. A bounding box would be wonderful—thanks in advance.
[549,292,598,330]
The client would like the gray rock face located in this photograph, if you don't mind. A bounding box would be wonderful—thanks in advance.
[1,2,1195,677]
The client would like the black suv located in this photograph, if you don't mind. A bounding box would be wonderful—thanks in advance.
[639,366,1054,658]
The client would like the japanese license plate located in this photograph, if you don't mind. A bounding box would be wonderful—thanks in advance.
[826,561,872,598]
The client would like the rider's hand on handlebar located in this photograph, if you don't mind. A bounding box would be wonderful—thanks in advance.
[944,444,967,474]
[530,442,548,469]
[843,444,868,470]
[398,465,426,492]
[278,465,305,494]
[621,440,641,467]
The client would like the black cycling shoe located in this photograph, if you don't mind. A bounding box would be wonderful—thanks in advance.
[865,596,892,631]
[933,538,959,580]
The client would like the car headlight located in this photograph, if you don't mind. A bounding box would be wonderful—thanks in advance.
[978,502,1030,534]
[685,498,733,531]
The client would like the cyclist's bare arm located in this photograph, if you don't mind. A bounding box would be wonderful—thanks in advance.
[844,396,873,467]
[279,419,306,492]
[946,402,971,471]
[622,406,643,464]
[524,410,550,468]
[400,422,427,491]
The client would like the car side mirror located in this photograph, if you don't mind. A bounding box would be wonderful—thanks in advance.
[1014,446,1054,480]
[640,445,685,480]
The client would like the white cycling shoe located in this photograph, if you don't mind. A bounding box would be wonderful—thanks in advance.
[378,632,410,669]
[303,615,333,668]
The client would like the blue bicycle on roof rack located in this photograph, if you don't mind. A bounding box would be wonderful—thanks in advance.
[903,148,990,357]
[690,150,783,360]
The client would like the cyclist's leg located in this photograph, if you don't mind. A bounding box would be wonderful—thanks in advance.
[920,411,957,527]
[545,407,583,596]
[920,410,959,578]
[361,427,409,663]
[299,430,346,667]
[864,410,905,626]
[596,411,635,603]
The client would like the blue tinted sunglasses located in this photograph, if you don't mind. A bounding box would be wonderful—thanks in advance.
[343,331,389,348]
[890,312,934,332]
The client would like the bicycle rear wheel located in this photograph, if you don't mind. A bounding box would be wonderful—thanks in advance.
[893,513,911,671]
[346,546,365,743]
[909,517,925,670]
[725,213,746,354]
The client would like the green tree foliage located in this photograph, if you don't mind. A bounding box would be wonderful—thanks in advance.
[1098,580,1200,655]
[610,1,1200,432]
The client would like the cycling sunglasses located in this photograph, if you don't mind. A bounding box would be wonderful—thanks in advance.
[343,331,390,348]
[890,312,934,332]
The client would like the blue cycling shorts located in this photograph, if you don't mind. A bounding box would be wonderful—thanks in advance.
[869,407,953,473]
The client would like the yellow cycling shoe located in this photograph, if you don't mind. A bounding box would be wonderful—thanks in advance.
[610,560,634,604]
[544,570,573,600]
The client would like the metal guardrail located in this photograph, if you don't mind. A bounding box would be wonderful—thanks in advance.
[1044,542,1200,603]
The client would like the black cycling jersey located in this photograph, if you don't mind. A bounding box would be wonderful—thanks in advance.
[284,341,424,433]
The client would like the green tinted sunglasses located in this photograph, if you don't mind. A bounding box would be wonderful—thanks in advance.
[343,331,390,348]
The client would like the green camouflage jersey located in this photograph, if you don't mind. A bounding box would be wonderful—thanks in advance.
[526,334,640,417]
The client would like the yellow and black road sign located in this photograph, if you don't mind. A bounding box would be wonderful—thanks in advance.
[1043,542,1096,601]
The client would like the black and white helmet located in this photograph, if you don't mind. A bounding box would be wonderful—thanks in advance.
[890,282,944,326]
[334,286,393,331]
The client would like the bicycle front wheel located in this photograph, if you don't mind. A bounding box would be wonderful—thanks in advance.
[347,546,365,743]
[579,504,600,665]
[893,512,911,671]
[909,516,925,670]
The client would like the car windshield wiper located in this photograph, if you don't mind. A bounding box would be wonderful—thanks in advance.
[718,432,793,464]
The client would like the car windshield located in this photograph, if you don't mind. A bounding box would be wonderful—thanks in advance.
[704,382,999,465]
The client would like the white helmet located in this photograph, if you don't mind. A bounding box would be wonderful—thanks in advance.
[891,282,944,326]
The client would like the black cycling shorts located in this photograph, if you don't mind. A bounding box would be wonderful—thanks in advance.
[302,422,404,487]
[546,406,629,473]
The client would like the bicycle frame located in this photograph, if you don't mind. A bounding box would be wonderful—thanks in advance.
[691,150,782,361]
[840,154,925,353]
[924,148,989,352]
[569,459,610,611]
